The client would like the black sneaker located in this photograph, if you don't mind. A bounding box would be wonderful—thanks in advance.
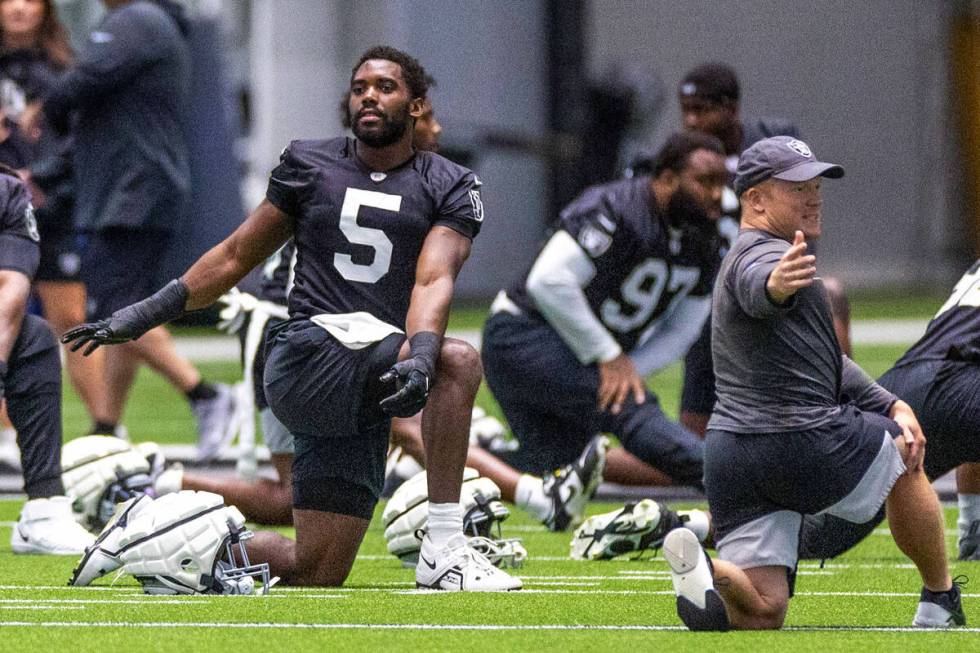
[958,520,980,561]
[912,576,967,628]
[541,435,608,532]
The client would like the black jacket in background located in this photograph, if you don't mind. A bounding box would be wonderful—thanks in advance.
[43,0,190,233]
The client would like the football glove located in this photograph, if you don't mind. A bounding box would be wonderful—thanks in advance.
[62,279,188,355]
[379,331,440,417]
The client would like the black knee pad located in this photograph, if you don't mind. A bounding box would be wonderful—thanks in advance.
[7,313,60,390]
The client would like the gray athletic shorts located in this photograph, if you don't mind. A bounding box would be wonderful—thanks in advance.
[259,407,294,455]
[705,405,906,571]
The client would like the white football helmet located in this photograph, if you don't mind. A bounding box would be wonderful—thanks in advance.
[72,491,273,595]
[382,468,526,568]
[61,436,157,531]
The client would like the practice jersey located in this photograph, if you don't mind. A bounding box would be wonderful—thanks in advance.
[508,176,720,354]
[894,260,980,365]
[0,173,39,279]
[265,137,483,327]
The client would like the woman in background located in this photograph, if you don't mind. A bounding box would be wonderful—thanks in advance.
[0,0,111,435]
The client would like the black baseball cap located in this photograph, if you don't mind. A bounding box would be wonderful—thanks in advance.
[679,63,739,105]
[733,136,844,196]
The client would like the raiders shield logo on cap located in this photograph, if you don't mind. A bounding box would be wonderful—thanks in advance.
[786,139,812,158]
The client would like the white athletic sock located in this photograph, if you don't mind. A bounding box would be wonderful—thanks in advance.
[957,493,980,540]
[515,474,551,522]
[427,502,463,548]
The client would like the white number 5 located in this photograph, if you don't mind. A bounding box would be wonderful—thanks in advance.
[334,188,401,283]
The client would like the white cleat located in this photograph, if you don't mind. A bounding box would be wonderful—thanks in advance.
[663,528,730,631]
[11,496,96,555]
[541,435,608,531]
[415,534,522,592]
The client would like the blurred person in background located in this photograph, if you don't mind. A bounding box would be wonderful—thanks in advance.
[0,0,113,441]
[28,0,236,456]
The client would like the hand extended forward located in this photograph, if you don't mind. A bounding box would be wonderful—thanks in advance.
[766,231,817,305]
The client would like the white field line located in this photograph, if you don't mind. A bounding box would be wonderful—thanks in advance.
[0,620,979,633]
[0,599,200,605]
[4,584,979,599]
[1,606,86,611]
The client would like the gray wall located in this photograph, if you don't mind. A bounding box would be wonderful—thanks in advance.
[588,0,966,288]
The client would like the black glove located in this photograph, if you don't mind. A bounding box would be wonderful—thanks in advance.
[0,360,7,404]
[379,331,440,418]
[62,279,189,356]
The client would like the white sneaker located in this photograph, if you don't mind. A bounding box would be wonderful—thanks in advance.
[541,435,608,531]
[663,528,730,631]
[71,494,153,585]
[415,534,522,591]
[11,496,96,555]
[193,384,238,461]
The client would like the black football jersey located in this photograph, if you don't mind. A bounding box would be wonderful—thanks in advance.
[895,260,980,365]
[0,173,39,279]
[265,137,483,326]
[509,176,721,353]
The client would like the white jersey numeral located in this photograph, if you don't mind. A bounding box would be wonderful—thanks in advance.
[600,259,700,333]
[936,263,980,316]
[334,188,401,283]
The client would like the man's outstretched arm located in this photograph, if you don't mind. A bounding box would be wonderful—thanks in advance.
[64,201,292,353]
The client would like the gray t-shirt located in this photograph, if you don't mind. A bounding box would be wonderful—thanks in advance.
[708,228,896,433]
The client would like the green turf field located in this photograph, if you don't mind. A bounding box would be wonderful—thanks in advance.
[0,500,975,650]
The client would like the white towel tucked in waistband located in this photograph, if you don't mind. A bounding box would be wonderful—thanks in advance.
[310,312,404,350]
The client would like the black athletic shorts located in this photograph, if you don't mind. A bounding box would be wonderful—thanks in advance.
[482,309,704,484]
[880,359,980,478]
[706,405,904,570]
[36,226,82,282]
[81,227,172,318]
[264,318,404,503]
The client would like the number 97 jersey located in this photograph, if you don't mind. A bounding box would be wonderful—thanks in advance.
[511,177,721,353]
[265,137,484,328]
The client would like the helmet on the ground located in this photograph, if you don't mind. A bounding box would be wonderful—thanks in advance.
[61,435,156,531]
[116,490,273,595]
[382,467,525,568]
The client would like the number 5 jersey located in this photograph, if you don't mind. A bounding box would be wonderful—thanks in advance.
[265,137,483,327]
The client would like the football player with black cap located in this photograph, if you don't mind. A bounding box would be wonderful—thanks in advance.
[662,135,964,631]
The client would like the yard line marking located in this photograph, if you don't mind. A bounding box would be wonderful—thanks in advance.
[0,606,86,611]
[1,621,980,633]
[0,599,200,605]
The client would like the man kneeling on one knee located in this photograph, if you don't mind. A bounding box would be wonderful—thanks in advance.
[662,136,965,630]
